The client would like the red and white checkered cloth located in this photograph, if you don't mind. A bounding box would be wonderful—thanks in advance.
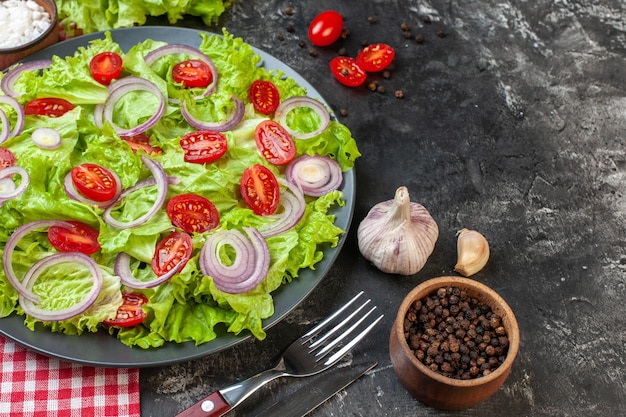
[0,335,140,417]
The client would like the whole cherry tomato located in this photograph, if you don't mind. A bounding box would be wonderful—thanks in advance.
[308,10,343,47]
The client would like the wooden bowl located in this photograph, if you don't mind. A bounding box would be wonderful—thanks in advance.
[0,0,59,71]
[389,276,520,410]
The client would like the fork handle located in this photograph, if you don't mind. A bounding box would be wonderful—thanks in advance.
[174,391,231,417]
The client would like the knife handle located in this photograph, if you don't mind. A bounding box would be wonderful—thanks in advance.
[175,391,231,417]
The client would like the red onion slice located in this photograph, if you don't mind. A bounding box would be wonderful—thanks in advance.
[102,77,165,136]
[0,165,30,205]
[31,127,62,149]
[274,96,331,140]
[199,227,270,294]
[103,156,168,229]
[0,109,9,144]
[0,96,24,138]
[2,220,73,302]
[1,59,52,98]
[18,252,103,322]
[180,96,245,132]
[259,179,306,237]
[114,252,183,289]
[144,44,218,101]
[285,154,343,197]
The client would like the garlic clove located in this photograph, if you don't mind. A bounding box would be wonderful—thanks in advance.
[454,228,489,277]
[357,186,438,275]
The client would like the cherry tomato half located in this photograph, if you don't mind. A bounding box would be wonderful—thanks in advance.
[120,133,163,155]
[240,164,280,215]
[308,10,344,47]
[70,163,118,203]
[151,231,193,276]
[167,194,220,234]
[356,43,396,72]
[172,59,213,89]
[329,56,367,87]
[179,130,228,164]
[89,52,123,85]
[103,293,148,328]
[248,80,280,115]
[47,220,101,255]
[24,98,75,118]
[0,147,16,170]
[254,120,296,166]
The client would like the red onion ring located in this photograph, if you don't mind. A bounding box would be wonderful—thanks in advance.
[102,77,165,136]
[181,95,245,132]
[274,96,331,140]
[1,59,52,98]
[143,44,218,101]
[0,165,30,205]
[114,252,183,289]
[103,156,168,229]
[259,179,306,237]
[0,96,24,139]
[63,169,122,208]
[31,127,62,150]
[285,154,343,197]
[0,108,9,144]
[18,252,103,322]
[199,227,270,294]
[93,103,104,129]
[2,220,73,302]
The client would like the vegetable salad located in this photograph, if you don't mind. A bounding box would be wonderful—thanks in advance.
[0,29,360,348]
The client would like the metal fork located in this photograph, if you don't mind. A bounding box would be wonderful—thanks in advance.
[175,291,383,417]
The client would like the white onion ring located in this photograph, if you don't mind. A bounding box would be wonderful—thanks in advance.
[199,227,270,294]
[31,127,62,149]
[1,59,52,98]
[143,44,218,101]
[18,252,103,322]
[0,95,24,138]
[103,156,168,229]
[259,179,306,237]
[275,96,331,140]
[114,252,183,289]
[102,77,165,136]
[180,96,245,132]
[285,155,343,197]
[0,165,30,205]
[2,220,73,302]
[63,169,122,208]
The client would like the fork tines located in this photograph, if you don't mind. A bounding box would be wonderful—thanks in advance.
[301,291,383,366]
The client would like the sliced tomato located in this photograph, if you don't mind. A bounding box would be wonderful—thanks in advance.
[89,51,123,85]
[240,164,280,215]
[47,220,101,255]
[179,130,228,164]
[24,98,75,118]
[103,293,148,328]
[329,57,367,87]
[172,59,213,89]
[254,120,296,166]
[120,133,163,155]
[70,163,118,202]
[308,10,344,47]
[356,43,396,72]
[151,231,193,276]
[167,194,220,234]
[248,80,280,115]
[0,147,16,170]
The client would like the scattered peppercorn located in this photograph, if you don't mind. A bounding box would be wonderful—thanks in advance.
[395,90,405,99]
[403,30,413,39]
[383,70,391,79]
[403,286,509,380]
[376,85,386,94]
[415,34,425,44]
[284,6,294,16]
[423,16,432,24]
[338,47,347,56]
[277,33,285,41]
[308,48,318,57]
[400,21,410,32]
[437,30,446,38]
[285,24,295,33]
[367,81,378,92]
[297,40,306,48]
[339,108,348,117]
[341,29,350,40]
[368,16,377,24]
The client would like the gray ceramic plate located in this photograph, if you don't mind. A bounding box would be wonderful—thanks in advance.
[0,27,355,368]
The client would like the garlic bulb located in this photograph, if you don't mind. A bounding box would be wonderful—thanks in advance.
[357,186,438,275]
[454,228,489,277]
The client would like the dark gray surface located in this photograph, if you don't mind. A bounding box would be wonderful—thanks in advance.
[136,0,625,416]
